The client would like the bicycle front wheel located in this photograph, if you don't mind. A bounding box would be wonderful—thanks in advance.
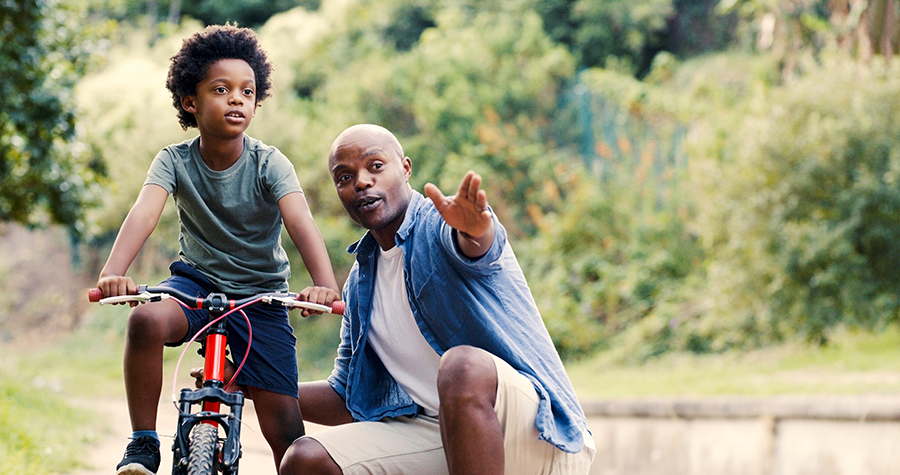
[187,423,219,475]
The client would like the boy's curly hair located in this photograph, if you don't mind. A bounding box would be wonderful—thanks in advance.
[166,24,274,130]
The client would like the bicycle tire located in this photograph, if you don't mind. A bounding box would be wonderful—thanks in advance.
[187,423,219,475]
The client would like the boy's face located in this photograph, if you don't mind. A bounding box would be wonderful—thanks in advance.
[181,58,257,140]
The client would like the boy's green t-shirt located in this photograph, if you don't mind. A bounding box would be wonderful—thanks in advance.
[144,135,303,295]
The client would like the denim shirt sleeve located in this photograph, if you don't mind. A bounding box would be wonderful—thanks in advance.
[436,210,507,275]
[326,261,356,400]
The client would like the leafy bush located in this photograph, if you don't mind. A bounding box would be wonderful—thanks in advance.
[690,55,900,346]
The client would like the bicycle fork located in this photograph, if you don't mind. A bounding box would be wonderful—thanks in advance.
[172,320,245,475]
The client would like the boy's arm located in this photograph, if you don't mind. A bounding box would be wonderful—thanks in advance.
[278,192,340,304]
[97,184,169,297]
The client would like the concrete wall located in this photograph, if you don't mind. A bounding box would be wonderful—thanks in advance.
[583,396,900,475]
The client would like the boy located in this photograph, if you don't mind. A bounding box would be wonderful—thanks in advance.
[96,24,340,475]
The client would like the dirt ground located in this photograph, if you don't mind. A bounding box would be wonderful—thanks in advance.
[68,395,327,475]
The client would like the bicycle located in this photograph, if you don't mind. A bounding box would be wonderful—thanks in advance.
[88,285,344,475]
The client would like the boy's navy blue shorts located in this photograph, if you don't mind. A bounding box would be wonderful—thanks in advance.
[161,261,299,398]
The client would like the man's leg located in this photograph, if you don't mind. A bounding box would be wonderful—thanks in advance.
[437,345,503,475]
[282,416,447,475]
[281,437,342,475]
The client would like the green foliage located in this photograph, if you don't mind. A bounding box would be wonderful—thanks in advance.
[182,0,319,28]
[0,374,96,474]
[691,55,900,346]
[84,0,319,28]
[0,0,108,234]
[529,0,738,75]
[520,67,702,359]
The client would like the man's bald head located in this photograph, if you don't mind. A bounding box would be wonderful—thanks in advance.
[328,124,404,167]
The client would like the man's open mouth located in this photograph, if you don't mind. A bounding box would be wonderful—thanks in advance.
[356,196,380,211]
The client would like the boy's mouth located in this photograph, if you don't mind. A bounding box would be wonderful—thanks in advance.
[225,110,245,121]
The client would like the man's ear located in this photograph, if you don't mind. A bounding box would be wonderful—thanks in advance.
[403,156,412,182]
[181,96,197,114]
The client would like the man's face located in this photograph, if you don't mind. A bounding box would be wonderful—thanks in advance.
[329,126,412,246]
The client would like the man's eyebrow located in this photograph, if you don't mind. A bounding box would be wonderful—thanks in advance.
[360,148,385,159]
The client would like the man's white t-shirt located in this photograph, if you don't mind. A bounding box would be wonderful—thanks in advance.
[368,245,442,416]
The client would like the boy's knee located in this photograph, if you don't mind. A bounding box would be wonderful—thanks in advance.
[126,303,184,344]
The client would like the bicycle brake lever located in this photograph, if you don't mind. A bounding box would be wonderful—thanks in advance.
[98,292,167,305]
[262,295,333,313]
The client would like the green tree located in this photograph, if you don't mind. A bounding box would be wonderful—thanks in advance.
[694,56,900,345]
[0,0,106,234]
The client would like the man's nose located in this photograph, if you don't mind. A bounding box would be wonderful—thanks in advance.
[356,171,374,189]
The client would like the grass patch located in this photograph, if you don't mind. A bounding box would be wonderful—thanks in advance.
[0,373,99,475]
[567,325,900,399]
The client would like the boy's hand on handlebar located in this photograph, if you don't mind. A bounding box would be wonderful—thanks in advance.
[96,275,138,306]
[296,286,341,318]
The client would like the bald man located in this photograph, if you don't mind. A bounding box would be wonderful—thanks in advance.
[280,124,595,475]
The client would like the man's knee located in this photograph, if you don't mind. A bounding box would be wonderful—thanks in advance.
[281,437,341,475]
[437,346,497,404]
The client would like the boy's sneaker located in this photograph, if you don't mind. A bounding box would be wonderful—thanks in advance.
[116,435,161,475]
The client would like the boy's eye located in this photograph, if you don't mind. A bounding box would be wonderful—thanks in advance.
[215,86,227,93]
[243,88,254,96]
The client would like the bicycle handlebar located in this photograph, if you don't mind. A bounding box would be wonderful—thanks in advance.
[87,286,345,315]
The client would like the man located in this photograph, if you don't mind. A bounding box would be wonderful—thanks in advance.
[281,124,595,475]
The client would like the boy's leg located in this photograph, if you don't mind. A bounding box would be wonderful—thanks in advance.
[124,299,189,431]
[223,300,302,470]
[249,388,306,468]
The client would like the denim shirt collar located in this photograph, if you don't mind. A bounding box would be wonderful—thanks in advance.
[345,189,424,259]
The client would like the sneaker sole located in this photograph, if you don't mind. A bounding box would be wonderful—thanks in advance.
[116,463,156,475]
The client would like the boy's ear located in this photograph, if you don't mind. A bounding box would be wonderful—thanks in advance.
[181,96,197,114]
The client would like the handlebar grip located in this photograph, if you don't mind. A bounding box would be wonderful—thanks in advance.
[88,288,104,302]
[331,300,345,315]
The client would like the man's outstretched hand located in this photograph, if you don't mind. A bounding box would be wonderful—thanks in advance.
[424,171,494,257]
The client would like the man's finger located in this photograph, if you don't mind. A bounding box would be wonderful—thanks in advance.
[424,183,447,205]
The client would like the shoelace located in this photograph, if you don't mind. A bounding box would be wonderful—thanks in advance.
[124,437,159,456]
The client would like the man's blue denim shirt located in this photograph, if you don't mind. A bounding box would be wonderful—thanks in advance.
[327,191,588,453]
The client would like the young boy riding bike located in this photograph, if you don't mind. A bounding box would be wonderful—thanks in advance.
[95,24,340,475]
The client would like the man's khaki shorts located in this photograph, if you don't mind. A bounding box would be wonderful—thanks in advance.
[305,355,595,475]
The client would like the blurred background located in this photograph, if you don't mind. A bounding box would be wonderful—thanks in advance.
[2,0,900,473]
